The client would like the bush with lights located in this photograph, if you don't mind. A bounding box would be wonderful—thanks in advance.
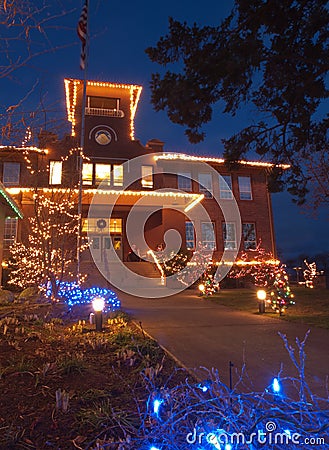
[85,332,328,449]
[229,245,295,313]
[303,259,318,288]
[46,282,120,312]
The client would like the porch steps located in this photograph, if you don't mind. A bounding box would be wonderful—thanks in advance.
[80,260,163,290]
[124,262,161,278]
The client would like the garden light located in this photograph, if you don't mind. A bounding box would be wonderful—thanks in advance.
[92,296,105,332]
[198,283,205,293]
[257,289,267,313]
[92,296,105,312]
[257,289,267,301]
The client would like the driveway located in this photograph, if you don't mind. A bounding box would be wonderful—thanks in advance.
[116,288,329,396]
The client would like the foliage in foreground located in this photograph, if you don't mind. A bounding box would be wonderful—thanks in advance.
[0,303,328,449]
[85,332,329,450]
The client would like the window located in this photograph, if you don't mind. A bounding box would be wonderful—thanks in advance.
[49,161,62,185]
[3,162,20,186]
[82,163,93,185]
[223,222,237,250]
[95,164,111,185]
[198,173,213,198]
[201,222,216,250]
[141,165,153,188]
[87,96,119,110]
[243,223,257,250]
[113,164,123,187]
[178,172,192,191]
[82,218,122,234]
[219,175,233,199]
[83,163,123,186]
[238,176,252,200]
[185,221,195,249]
[4,218,18,250]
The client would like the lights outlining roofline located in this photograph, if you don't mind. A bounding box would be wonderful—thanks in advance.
[154,153,291,170]
[64,78,142,140]
[0,182,23,219]
[7,187,204,213]
[0,145,48,154]
[7,186,202,199]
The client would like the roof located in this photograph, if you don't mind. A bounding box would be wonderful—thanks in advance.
[0,182,23,218]
[154,153,290,169]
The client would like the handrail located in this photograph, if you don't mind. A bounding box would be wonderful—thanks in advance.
[85,107,124,117]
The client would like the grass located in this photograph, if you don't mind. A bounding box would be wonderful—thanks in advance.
[210,286,329,329]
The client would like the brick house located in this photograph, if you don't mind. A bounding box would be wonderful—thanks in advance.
[0,78,287,286]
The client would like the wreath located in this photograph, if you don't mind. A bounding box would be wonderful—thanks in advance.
[97,219,107,229]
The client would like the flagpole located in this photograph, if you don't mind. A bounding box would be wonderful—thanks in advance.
[77,0,90,284]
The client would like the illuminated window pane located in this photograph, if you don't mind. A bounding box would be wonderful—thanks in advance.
[219,175,233,199]
[243,223,257,250]
[3,162,20,186]
[95,164,111,185]
[49,161,62,185]
[223,222,237,250]
[178,172,192,191]
[201,222,216,250]
[185,221,195,249]
[82,218,122,234]
[110,219,122,233]
[113,164,123,186]
[82,163,93,185]
[141,165,153,188]
[199,173,213,198]
[238,176,252,200]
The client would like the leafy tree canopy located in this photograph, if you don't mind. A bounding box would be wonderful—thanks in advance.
[146,0,329,204]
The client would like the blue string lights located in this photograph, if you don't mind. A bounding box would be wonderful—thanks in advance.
[272,377,281,394]
[153,398,163,417]
[46,281,121,312]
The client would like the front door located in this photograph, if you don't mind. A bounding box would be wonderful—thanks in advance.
[83,218,123,263]
[90,234,122,262]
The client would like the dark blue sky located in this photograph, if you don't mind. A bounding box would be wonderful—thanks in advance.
[2,0,328,260]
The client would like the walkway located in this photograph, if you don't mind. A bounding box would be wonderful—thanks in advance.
[116,288,329,396]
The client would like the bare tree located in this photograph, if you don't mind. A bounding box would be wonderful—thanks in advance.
[9,189,82,300]
[0,0,76,146]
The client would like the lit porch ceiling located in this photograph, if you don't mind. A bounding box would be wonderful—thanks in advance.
[7,188,204,213]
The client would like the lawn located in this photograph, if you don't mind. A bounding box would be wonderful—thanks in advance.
[210,286,329,329]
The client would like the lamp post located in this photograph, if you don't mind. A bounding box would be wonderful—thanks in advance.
[92,296,105,332]
[256,289,267,314]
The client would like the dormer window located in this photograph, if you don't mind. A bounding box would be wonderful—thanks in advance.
[85,96,124,117]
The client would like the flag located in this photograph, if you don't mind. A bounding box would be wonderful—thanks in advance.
[77,0,88,70]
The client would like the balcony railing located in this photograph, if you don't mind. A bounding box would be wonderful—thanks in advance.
[85,107,124,118]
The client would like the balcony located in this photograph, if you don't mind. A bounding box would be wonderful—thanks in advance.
[85,107,124,118]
